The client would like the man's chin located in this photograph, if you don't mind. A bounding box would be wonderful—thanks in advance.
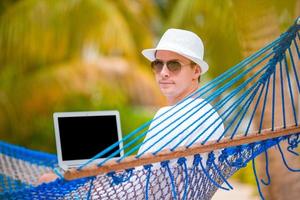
[160,89,175,97]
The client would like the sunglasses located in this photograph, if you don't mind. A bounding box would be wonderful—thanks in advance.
[150,59,193,74]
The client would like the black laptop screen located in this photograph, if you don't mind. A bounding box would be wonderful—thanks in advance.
[58,115,121,161]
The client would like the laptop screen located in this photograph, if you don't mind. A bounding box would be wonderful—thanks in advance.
[57,115,121,161]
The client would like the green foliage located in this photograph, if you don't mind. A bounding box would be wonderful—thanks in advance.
[0,0,162,153]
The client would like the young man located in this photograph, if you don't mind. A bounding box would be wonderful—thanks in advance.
[138,28,224,156]
[39,28,224,184]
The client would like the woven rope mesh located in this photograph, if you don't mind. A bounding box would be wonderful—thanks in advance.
[0,137,287,199]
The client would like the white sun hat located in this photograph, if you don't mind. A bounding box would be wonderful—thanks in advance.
[142,28,209,75]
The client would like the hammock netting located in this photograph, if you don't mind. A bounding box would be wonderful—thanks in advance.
[1,18,299,199]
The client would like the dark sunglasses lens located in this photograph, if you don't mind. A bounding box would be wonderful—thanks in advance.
[167,61,181,72]
[151,60,164,72]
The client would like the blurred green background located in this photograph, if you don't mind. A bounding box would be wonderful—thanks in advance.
[0,0,299,187]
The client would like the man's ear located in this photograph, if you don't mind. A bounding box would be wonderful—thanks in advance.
[193,65,201,80]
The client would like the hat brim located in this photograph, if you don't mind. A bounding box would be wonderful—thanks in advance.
[142,48,209,75]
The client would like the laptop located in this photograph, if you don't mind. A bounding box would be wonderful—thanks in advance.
[53,110,124,170]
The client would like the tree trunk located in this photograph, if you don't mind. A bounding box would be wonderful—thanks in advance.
[233,1,300,200]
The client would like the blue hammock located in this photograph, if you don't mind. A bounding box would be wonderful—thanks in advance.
[1,18,299,200]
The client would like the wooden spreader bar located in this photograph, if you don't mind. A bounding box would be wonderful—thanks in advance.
[64,125,300,180]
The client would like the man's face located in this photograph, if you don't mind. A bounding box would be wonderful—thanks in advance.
[153,50,201,103]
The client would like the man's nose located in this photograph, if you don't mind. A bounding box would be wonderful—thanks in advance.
[160,64,170,77]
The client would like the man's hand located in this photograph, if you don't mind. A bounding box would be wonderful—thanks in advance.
[38,172,59,184]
